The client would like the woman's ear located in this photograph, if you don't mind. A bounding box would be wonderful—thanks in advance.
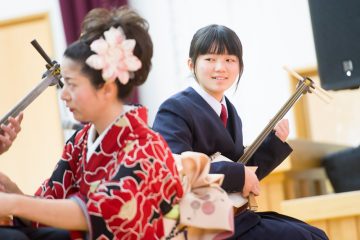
[102,81,117,99]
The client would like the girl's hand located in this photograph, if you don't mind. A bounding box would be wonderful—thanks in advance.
[0,113,23,155]
[242,166,260,197]
[274,119,289,142]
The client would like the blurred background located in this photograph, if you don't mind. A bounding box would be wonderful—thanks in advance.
[0,0,359,200]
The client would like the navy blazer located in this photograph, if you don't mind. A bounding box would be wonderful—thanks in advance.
[153,87,292,193]
[153,88,330,239]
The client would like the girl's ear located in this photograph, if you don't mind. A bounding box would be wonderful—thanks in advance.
[187,58,194,72]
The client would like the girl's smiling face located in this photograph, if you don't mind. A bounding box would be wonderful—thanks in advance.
[189,53,240,101]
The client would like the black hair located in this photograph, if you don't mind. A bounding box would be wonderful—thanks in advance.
[63,6,153,100]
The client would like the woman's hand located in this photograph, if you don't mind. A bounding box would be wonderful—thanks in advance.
[242,166,260,197]
[0,172,22,194]
[0,192,16,217]
[274,118,289,142]
[0,113,23,155]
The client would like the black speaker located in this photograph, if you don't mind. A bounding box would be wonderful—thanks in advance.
[322,146,360,193]
[308,0,360,90]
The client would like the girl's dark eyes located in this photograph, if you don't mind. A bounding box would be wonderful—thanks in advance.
[203,56,237,62]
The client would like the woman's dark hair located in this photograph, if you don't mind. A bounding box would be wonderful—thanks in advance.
[63,6,153,100]
[189,24,243,88]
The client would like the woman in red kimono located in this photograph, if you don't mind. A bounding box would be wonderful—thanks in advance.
[0,7,183,240]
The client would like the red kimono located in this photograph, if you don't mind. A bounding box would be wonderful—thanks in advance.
[35,106,183,240]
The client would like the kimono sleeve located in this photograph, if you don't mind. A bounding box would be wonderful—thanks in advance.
[34,130,83,199]
[71,137,183,240]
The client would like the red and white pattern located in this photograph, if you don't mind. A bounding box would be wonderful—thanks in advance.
[35,106,183,240]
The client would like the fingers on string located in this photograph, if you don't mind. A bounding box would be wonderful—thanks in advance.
[2,124,16,141]
[0,133,11,152]
[275,119,289,142]
[8,113,23,134]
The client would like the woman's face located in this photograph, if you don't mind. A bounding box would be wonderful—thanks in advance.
[60,57,106,124]
[189,52,240,101]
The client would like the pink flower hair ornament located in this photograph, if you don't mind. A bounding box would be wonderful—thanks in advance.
[85,26,142,85]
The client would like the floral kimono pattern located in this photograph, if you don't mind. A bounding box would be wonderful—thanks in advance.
[34,106,183,240]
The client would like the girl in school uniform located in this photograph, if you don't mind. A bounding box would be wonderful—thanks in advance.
[153,24,328,240]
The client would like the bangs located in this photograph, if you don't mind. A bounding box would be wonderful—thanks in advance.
[197,29,240,56]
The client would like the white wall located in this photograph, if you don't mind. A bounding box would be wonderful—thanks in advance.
[130,0,317,144]
[0,0,318,145]
[1,0,66,62]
